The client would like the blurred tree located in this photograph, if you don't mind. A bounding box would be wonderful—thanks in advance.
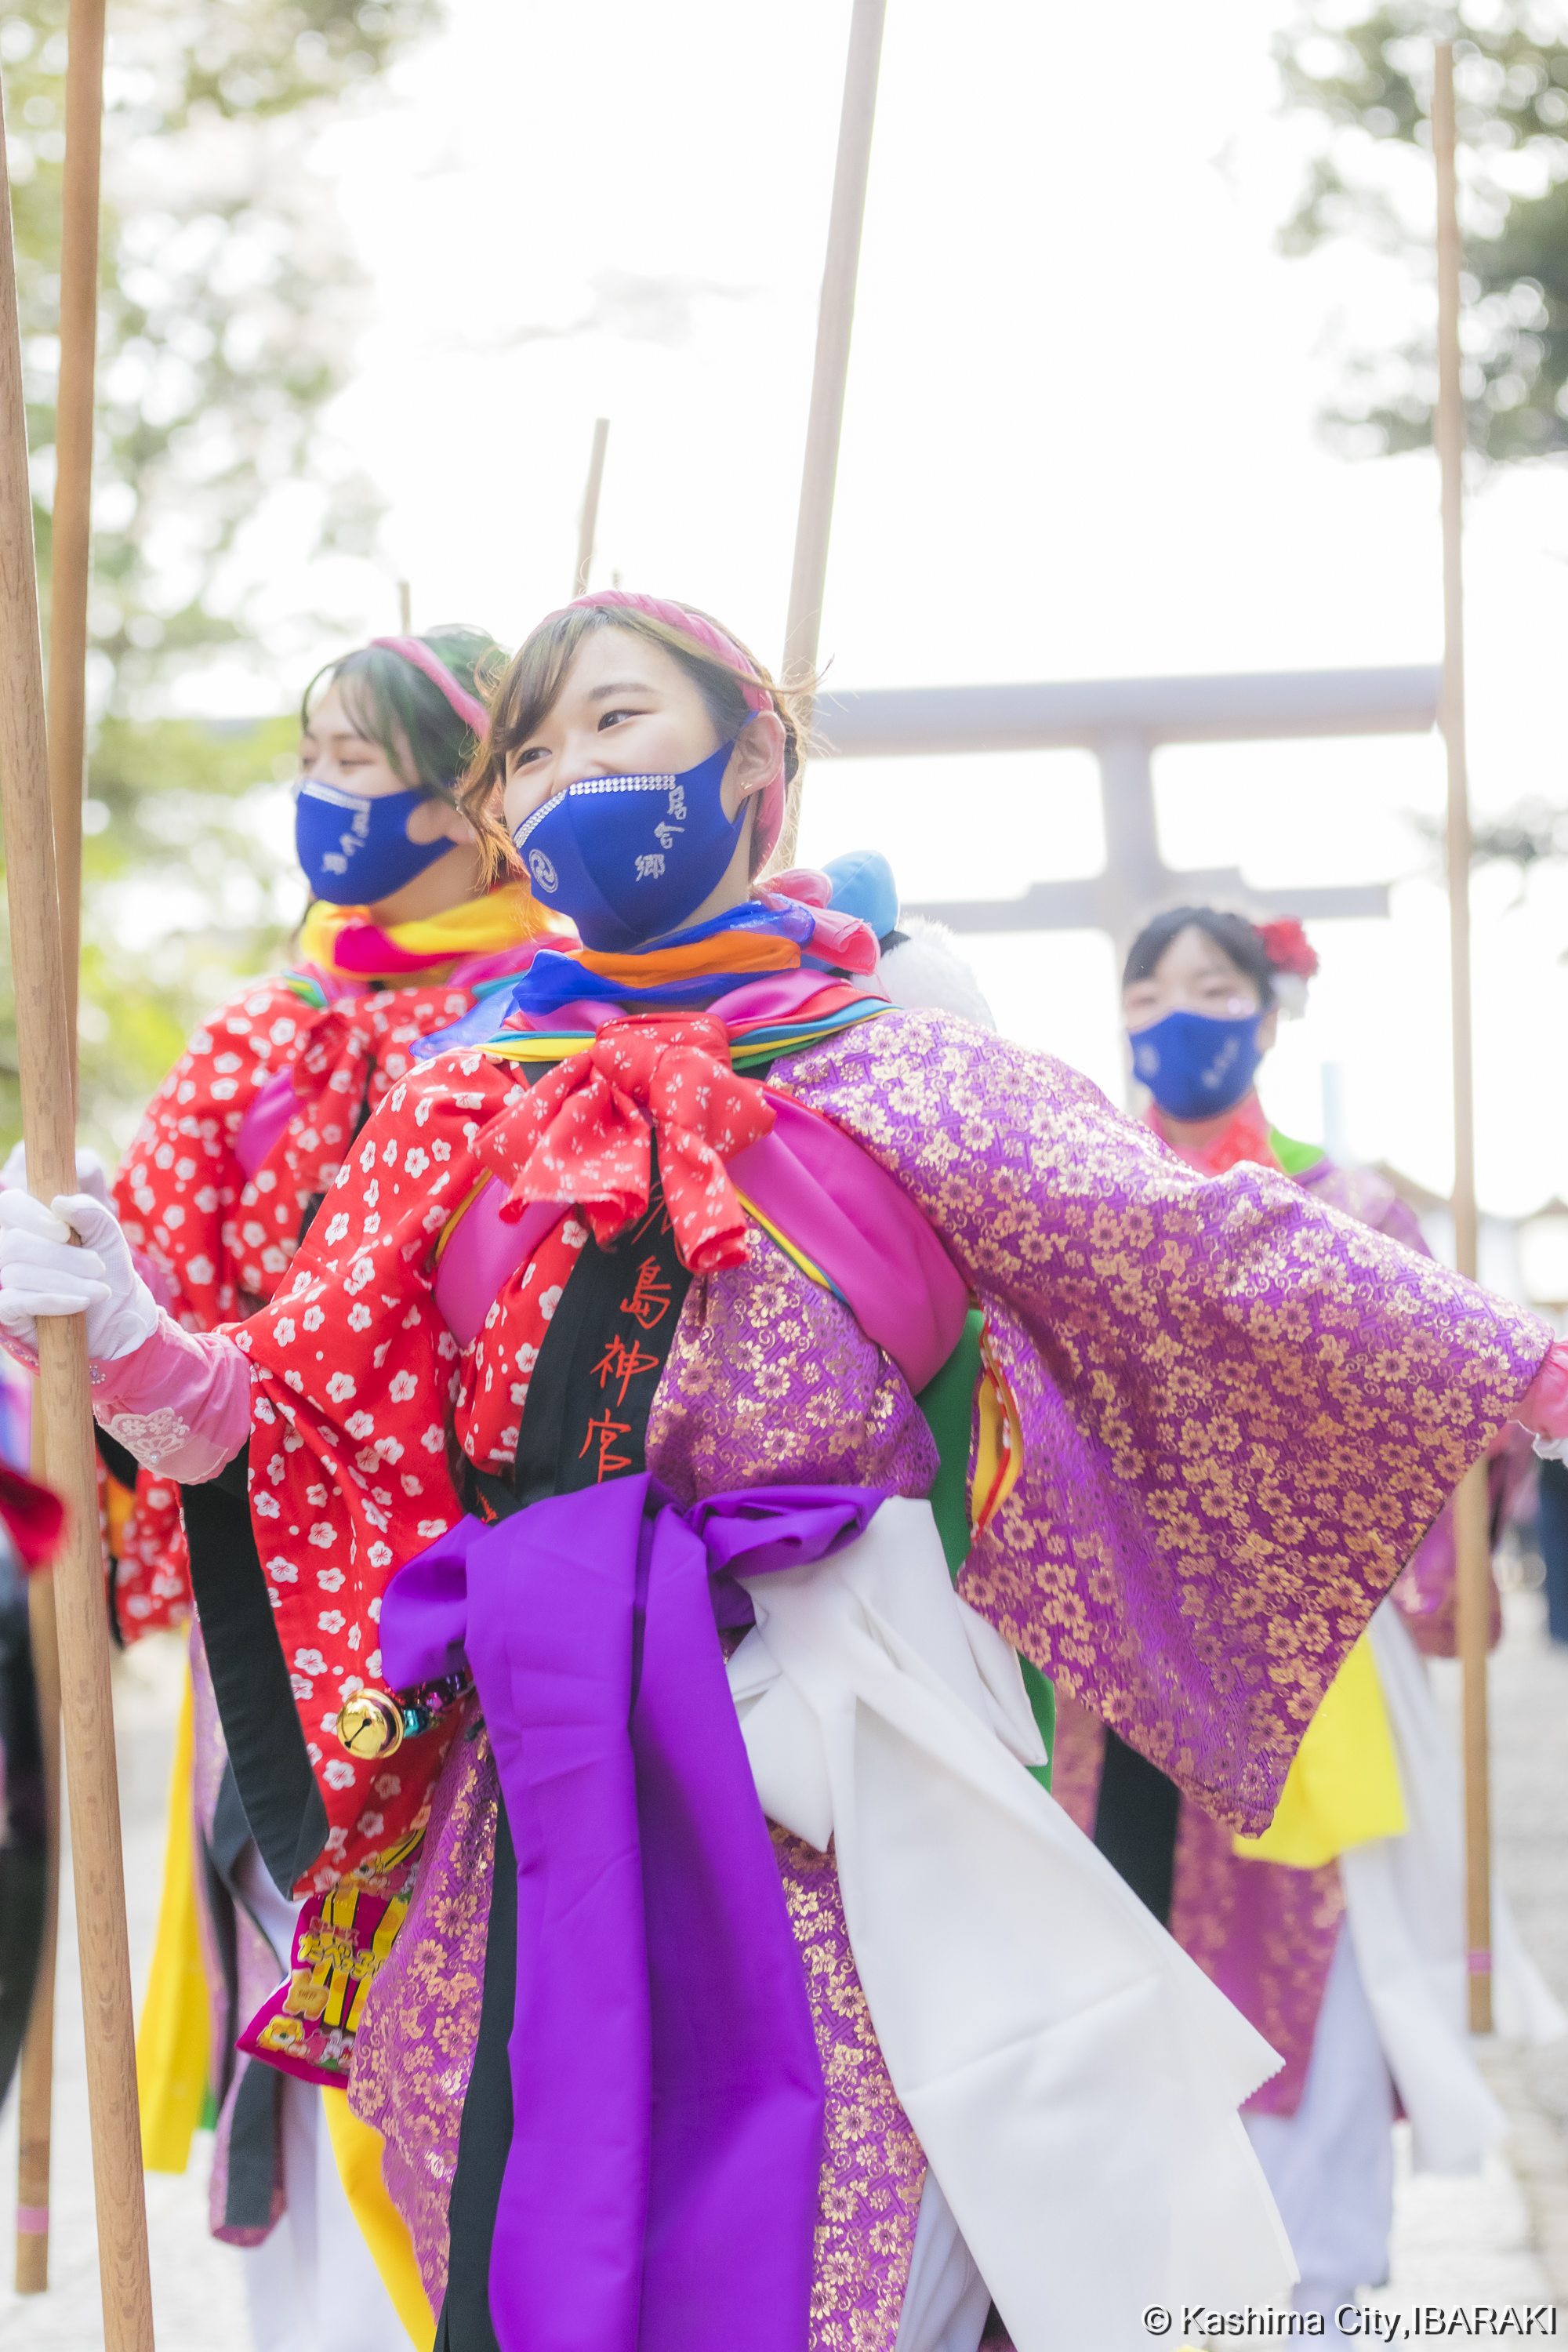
[1412,797,1568,869]
[0,2,441,1158]
[0,713,307,1160]
[9,0,440,696]
[1278,4,1568,459]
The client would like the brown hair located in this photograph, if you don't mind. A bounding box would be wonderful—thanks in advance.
[459,601,810,884]
[302,625,506,797]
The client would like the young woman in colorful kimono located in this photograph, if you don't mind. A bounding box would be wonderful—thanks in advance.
[97,627,564,2352]
[1042,903,1562,2324]
[5,593,1568,2352]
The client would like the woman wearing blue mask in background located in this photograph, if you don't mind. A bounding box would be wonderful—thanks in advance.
[1047,902,1559,2327]
[103,626,565,2352]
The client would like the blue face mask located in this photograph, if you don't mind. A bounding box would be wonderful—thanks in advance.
[295,780,452,906]
[1128,1008,1263,1122]
[511,738,742,953]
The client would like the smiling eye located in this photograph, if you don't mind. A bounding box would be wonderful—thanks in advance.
[597,708,642,729]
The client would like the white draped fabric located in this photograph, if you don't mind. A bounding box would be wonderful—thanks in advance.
[1243,1929,1396,2311]
[892,2172,993,2352]
[1341,1603,1565,2176]
[728,1496,1297,2351]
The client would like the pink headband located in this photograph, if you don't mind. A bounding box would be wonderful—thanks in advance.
[541,590,786,863]
[370,635,490,739]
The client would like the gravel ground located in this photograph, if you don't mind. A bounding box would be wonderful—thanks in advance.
[3,1602,1568,2348]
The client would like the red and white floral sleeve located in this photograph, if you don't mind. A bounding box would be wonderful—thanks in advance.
[238,1051,524,1889]
[108,977,483,1643]
[113,977,321,1330]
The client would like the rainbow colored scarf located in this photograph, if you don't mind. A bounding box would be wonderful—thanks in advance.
[418,895,882,1062]
[297,880,563,987]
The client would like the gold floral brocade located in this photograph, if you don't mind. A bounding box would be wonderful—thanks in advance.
[348,1711,498,2316]
[772,1828,927,2352]
[777,1010,1548,1832]
[647,1230,938,1504]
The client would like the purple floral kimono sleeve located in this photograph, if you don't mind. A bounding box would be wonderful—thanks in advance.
[781,1010,1548,1832]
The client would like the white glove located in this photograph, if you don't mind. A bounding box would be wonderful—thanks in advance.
[0,1141,113,1207]
[0,1190,159,1361]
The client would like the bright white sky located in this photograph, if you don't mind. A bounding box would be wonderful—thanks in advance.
[203,0,1568,1220]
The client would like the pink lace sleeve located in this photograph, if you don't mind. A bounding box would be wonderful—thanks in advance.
[92,1310,252,1483]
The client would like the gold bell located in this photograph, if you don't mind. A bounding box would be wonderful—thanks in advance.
[336,1689,405,1760]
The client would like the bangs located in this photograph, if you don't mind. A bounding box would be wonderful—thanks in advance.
[486,605,757,770]
[459,597,809,887]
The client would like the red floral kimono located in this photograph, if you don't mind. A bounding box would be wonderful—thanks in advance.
[110,891,557,1637]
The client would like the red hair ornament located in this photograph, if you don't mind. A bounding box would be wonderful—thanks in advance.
[1257,917,1319,1018]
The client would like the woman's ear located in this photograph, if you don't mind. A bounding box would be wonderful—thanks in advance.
[1257,1006,1280,1052]
[722,712,786,817]
[407,795,476,848]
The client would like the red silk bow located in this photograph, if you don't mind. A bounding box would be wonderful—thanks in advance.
[477,1015,775,1274]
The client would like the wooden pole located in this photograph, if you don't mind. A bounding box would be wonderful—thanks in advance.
[775,0,887,864]
[572,416,609,598]
[1432,41,1492,2034]
[0,55,156,2352]
[16,1,106,2288]
[45,0,104,1057]
[397,578,412,633]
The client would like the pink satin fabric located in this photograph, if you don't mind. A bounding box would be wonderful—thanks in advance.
[434,1084,969,1394]
[1517,1337,1568,1440]
[727,1095,969,1393]
[235,1069,300,1180]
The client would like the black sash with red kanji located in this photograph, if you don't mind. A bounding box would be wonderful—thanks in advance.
[463,1167,692,1526]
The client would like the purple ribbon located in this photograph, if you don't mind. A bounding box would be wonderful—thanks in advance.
[382,1477,888,2352]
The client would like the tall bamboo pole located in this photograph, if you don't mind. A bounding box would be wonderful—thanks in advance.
[1432,42,1493,2034]
[16,0,106,2293]
[46,0,103,1051]
[775,0,887,865]
[0,52,154,2352]
[572,416,609,598]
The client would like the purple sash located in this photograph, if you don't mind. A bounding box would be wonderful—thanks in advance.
[382,1478,887,2352]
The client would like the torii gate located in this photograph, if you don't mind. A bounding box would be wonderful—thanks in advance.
[811,663,1441,943]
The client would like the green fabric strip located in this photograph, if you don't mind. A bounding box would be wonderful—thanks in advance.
[916,1308,985,1581]
[915,1306,1052,1790]
[1268,1123,1328,1177]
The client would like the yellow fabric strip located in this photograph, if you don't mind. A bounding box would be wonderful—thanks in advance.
[136,1669,211,2173]
[322,2088,437,2350]
[1233,1634,1407,1870]
[971,1336,1023,1537]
